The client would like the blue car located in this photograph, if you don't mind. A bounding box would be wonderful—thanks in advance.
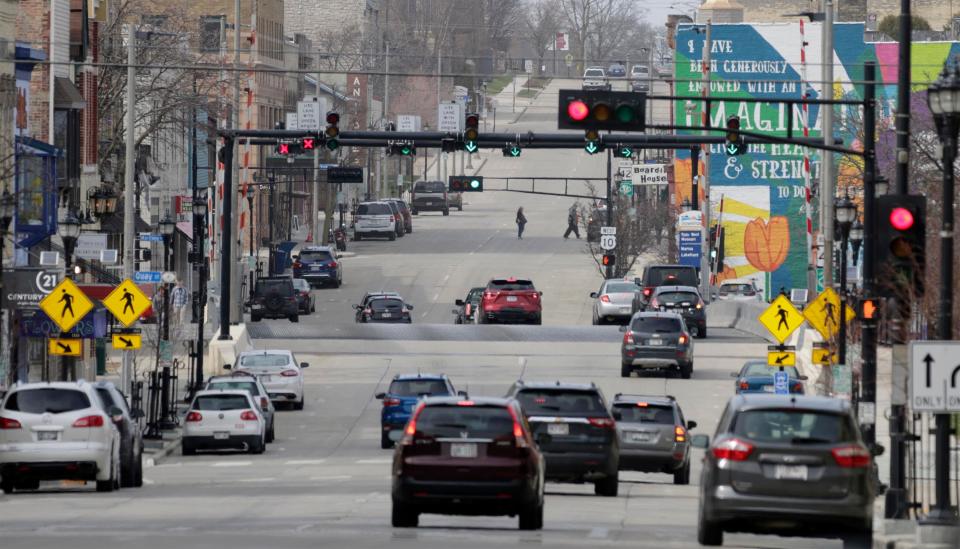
[292,246,342,288]
[732,360,806,394]
[375,374,461,449]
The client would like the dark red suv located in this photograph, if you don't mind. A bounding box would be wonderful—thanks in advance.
[390,397,545,530]
[479,278,543,325]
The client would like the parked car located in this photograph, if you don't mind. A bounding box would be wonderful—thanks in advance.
[630,64,651,92]
[591,278,641,325]
[607,62,627,77]
[384,198,413,233]
[411,180,452,215]
[732,360,806,395]
[620,312,693,378]
[632,264,700,312]
[507,380,619,497]
[182,390,266,455]
[648,285,707,338]
[0,381,122,493]
[390,396,545,530]
[291,278,315,314]
[478,278,542,325]
[205,373,276,442]
[292,245,342,288]
[229,350,308,410]
[92,381,144,488]
[610,393,694,484]
[375,373,458,448]
[384,200,406,237]
[452,287,484,324]
[354,201,398,241]
[250,276,299,322]
[693,394,875,547]
[716,278,762,301]
[354,295,413,323]
[582,67,611,91]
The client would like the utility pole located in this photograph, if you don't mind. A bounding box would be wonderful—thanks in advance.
[313,54,320,244]
[121,26,136,391]
[860,61,878,451]
[821,0,835,290]
[384,41,390,196]
[230,0,241,326]
[605,147,613,278]
[700,20,712,302]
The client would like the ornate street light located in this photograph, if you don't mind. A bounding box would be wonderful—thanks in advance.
[849,220,864,266]
[874,176,889,196]
[0,188,14,231]
[58,212,82,270]
[87,186,119,217]
[835,194,856,228]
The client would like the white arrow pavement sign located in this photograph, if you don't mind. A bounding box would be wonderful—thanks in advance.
[909,341,960,412]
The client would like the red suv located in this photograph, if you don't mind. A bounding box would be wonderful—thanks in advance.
[479,278,542,325]
[391,396,545,530]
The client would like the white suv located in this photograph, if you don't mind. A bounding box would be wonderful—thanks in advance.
[229,350,308,410]
[182,390,266,455]
[354,201,398,241]
[0,381,121,493]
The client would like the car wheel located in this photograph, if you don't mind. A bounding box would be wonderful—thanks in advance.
[0,478,14,494]
[293,397,305,410]
[411,209,418,215]
[388,232,396,241]
[673,461,690,485]
[311,303,316,312]
[442,209,449,216]
[250,437,266,455]
[457,204,463,212]
[518,501,543,530]
[266,422,275,443]
[181,442,196,456]
[332,279,341,289]
[133,450,144,487]
[697,503,723,546]
[391,501,419,528]
[96,460,116,492]
[14,479,40,491]
[680,362,693,379]
[842,530,872,549]
[251,314,262,322]
[531,315,542,325]
[594,472,618,497]
[381,431,394,450]
[120,448,135,488]
[699,327,707,339]
[289,313,299,323]
[354,232,362,241]
[621,362,632,378]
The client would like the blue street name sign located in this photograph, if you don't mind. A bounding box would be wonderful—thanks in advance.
[678,230,702,269]
[133,271,162,283]
[138,233,164,242]
[774,371,790,395]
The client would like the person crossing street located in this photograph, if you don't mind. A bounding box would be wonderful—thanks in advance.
[564,204,580,239]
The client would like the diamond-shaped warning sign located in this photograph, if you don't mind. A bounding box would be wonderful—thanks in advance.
[102,279,152,327]
[39,278,94,333]
[758,295,805,344]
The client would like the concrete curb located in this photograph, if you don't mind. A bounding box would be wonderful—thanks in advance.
[143,431,183,468]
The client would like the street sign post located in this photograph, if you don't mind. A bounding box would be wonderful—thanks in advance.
[102,279,152,327]
[758,295,805,344]
[767,350,796,367]
[600,235,616,251]
[133,271,162,283]
[39,278,94,333]
[138,233,164,243]
[631,164,668,186]
[296,99,322,131]
[803,288,855,340]
[813,347,838,366]
[677,230,702,269]
[619,180,633,197]
[48,337,82,357]
[438,102,463,133]
[600,226,616,235]
[327,167,364,184]
[112,333,142,350]
[908,341,960,412]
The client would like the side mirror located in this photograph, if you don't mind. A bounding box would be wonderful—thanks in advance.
[108,406,124,422]
[353,304,361,310]
[687,420,697,430]
[872,444,885,457]
[691,434,710,449]
[457,390,468,398]
[455,299,465,306]
[223,364,232,370]
[535,432,552,446]
[729,372,740,378]
[451,308,460,315]
[131,408,145,419]
[375,392,385,400]
[590,292,598,298]
[406,304,414,310]
[611,410,622,421]
[300,362,309,369]
[798,375,808,381]
[618,325,628,332]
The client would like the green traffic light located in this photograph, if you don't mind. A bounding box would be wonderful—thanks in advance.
[326,139,339,151]
[585,141,600,155]
[510,146,521,157]
[619,147,632,158]
[615,104,636,123]
[470,179,480,189]
[465,141,478,153]
[400,145,412,155]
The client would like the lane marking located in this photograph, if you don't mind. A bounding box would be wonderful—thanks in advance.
[284,459,326,465]
[237,477,276,483]
[356,458,392,464]
[309,475,352,481]
[211,461,253,467]
[588,527,609,539]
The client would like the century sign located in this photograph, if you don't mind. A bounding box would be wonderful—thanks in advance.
[2,268,61,309]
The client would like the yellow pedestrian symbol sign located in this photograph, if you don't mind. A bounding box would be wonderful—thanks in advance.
[803,288,855,340]
[112,333,142,350]
[812,348,838,366]
[102,279,152,327]
[39,278,94,333]
[767,350,796,367]
[48,337,82,357]
[758,295,805,343]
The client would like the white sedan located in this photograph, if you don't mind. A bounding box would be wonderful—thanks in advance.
[182,390,266,455]
[229,350,309,410]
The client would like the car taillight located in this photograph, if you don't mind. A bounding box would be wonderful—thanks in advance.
[739,381,750,390]
[649,298,659,308]
[674,425,687,442]
[711,438,754,461]
[696,300,704,309]
[643,287,653,297]
[792,382,804,392]
[832,445,871,468]
[600,295,610,303]
[507,406,529,448]
[457,400,475,406]
[260,397,269,409]
[329,261,338,268]
[587,417,616,429]
[400,403,425,446]
[531,292,540,300]
[623,330,634,345]
[72,415,105,428]
[240,410,258,421]
[382,398,401,407]
[293,261,302,269]
[281,369,299,377]
[364,308,372,315]
[484,291,495,299]
[678,334,688,345]
[0,417,21,429]
[186,411,203,422]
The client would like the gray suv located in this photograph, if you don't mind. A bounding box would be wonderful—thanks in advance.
[611,394,695,485]
[693,394,875,548]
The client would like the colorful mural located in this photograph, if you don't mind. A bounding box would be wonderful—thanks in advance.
[674,22,960,297]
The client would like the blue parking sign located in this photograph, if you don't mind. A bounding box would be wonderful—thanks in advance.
[773,371,790,395]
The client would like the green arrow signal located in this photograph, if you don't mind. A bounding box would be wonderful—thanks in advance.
[465,141,478,153]
[509,146,521,157]
[585,141,599,154]
[619,147,632,158]
[400,145,412,155]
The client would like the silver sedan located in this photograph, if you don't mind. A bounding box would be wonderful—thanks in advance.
[591,279,641,325]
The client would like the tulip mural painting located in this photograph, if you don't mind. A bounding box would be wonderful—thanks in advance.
[673,22,960,298]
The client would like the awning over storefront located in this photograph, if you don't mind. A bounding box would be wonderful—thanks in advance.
[53,76,85,110]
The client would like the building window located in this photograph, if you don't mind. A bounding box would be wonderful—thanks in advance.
[200,16,224,53]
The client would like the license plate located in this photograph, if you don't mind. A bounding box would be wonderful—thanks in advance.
[450,443,477,458]
[260,375,272,383]
[214,432,229,440]
[506,296,518,302]
[37,431,58,441]
[620,307,631,313]
[311,265,321,271]
[381,313,392,318]
[547,423,569,436]
[425,202,433,206]
[647,339,663,346]
[774,464,808,481]
[762,385,774,392]
[627,432,651,443]
[251,304,263,310]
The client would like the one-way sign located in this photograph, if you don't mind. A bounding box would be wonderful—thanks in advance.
[909,341,960,412]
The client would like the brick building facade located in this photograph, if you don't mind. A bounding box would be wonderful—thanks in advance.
[730,0,954,24]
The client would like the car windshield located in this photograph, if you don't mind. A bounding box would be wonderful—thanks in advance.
[743,363,799,378]
[388,379,451,397]
[415,181,445,193]
[255,280,291,294]
[415,405,514,439]
[604,282,638,293]
[370,298,404,311]
[299,251,332,262]
[357,203,391,215]
[731,409,855,443]
[489,279,534,291]
[584,69,604,77]
[515,390,605,416]
[209,381,262,395]
[239,354,291,368]
[632,66,649,75]
[631,316,682,333]
[4,388,91,414]
[657,291,700,306]
[293,279,310,291]
[193,395,251,411]
[647,268,698,286]
[614,403,674,424]
[721,283,756,295]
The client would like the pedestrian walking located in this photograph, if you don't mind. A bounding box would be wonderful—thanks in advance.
[516,207,527,239]
[171,279,189,326]
[563,204,580,239]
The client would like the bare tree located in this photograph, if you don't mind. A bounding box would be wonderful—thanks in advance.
[524,0,560,76]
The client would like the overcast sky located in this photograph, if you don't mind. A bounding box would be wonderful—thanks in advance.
[642,1,699,30]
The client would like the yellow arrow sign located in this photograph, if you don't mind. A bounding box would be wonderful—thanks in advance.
[48,337,82,357]
[812,348,838,366]
[758,295,805,343]
[767,350,796,367]
[112,333,142,350]
[39,278,94,333]
[803,288,855,340]
[102,279,152,327]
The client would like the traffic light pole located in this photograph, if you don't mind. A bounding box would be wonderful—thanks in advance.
[860,61,878,451]
[218,136,234,341]
[605,148,613,278]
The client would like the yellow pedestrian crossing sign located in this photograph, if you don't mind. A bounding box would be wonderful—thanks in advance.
[767,350,796,367]
[803,288,855,340]
[102,279,152,327]
[812,348,838,365]
[48,337,82,357]
[758,295,805,343]
[39,278,94,333]
[112,333,142,350]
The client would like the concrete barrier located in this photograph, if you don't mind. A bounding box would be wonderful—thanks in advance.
[207,323,254,377]
[708,300,775,343]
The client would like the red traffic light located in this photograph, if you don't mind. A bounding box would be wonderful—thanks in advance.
[726,115,740,130]
[302,138,315,150]
[567,100,589,121]
[889,207,915,231]
[465,113,479,127]
[601,254,615,266]
[326,112,340,125]
[277,143,290,155]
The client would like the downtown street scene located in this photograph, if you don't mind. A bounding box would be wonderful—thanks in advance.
[1,1,960,548]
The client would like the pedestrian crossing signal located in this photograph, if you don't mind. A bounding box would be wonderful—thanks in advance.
[602,254,615,267]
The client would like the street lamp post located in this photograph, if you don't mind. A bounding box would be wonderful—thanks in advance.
[191,197,208,394]
[924,55,960,525]
[834,194,856,369]
[159,215,176,342]
[58,212,81,381]
[0,189,15,385]
[246,189,255,302]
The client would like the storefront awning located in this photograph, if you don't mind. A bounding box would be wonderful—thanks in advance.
[54,76,85,110]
